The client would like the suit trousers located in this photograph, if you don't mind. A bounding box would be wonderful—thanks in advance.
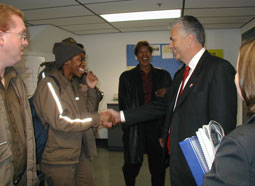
[169,150,197,186]
[41,149,94,186]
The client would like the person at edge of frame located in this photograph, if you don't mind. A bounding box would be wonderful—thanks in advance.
[0,3,39,186]
[203,39,255,186]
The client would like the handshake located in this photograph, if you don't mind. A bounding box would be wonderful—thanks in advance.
[99,109,121,128]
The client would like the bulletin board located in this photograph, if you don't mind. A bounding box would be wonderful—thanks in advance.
[126,43,183,78]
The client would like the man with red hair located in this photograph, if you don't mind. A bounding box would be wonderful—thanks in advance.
[0,3,38,186]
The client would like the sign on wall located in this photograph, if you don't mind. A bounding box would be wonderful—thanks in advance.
[208,49,223,58]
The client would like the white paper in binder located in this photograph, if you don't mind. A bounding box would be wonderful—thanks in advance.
[195,120,225,170]
[179,120,225,186]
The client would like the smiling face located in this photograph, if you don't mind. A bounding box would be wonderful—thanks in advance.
[71,53,86,78]
[1,14,28,67]
[136,45,152,69]
[65,53,86,79]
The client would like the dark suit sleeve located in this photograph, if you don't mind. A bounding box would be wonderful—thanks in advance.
[208,60,237,134]
[123,88,170,126]
[203,135,250,186]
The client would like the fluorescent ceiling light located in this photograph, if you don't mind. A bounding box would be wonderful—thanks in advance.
[101,9,181,22]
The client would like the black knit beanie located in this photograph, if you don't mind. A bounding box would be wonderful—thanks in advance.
[61,37,84,49]
[53,42,85,69]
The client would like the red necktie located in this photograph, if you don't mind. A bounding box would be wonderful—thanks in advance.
[167,66,190,154]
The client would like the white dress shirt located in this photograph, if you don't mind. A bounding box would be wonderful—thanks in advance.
[173,48,205,110]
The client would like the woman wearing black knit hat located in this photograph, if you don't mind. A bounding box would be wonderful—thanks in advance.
[33,42,113,186]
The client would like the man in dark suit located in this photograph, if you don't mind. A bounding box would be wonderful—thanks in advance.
[107,15,237,186]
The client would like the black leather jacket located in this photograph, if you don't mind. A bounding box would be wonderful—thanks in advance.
[118,64,172,164]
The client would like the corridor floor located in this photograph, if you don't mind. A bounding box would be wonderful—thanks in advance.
[93,147,171,186]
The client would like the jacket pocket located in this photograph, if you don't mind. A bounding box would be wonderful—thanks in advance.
[0,142,12,163]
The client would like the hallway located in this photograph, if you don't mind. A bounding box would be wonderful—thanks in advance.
[93,147,171,186]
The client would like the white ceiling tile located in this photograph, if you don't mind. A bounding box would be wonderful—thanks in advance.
[111,19,174,28]
[79,0,128,3]
[120,25,170,32]
[185,0,255,8]
[28,16,104,26]
[199,16,253,24]
[74,29,119,35]
[61,23,113,31]
[185,7,255,17]
[204,23,242,29]
[24,5,93,20]
[86,0,182,14]
[0,0,78,10]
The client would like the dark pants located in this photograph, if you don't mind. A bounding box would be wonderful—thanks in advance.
[169,150,196,186]
[122,133,166,186]
[41,150,94,186]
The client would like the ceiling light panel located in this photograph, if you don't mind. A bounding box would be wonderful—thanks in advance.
[101,9,181,22]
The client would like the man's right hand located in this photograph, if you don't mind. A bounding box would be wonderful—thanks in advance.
[159,137,164,148]
[105,109,121,124]
[99,111,115,128]
[99,109,121,128]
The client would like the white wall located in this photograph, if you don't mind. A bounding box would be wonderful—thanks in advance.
[24,26,242,138]
[76,31,174,109]
[25,25,76,61]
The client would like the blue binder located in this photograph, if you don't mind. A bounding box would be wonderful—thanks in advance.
[179,136,209,186]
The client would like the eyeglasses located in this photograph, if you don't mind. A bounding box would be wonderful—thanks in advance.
[4,31,27,41]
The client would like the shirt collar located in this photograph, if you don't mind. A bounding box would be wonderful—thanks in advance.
[187,48,205,71]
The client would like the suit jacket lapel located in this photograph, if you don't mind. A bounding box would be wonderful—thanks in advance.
[175,51,209,107]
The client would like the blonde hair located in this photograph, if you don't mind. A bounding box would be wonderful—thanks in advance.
[238,39,255,114]
[0,3,24,31]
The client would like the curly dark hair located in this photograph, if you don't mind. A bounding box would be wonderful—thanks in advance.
[134,40,153,56]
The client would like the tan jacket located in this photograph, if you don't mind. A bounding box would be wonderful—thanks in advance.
[33,69,99,165]
[0,67,38,186]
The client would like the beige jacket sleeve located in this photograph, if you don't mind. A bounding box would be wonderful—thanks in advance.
[33,78,99,133]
